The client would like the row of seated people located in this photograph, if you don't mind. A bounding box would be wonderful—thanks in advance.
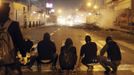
[17,33,97,71]
[17,33,122,75]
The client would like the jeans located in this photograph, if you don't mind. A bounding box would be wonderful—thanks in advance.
[28,53,58,68]
[99,56,121,72]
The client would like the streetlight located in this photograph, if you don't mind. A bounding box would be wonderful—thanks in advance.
[75,8,79,12]
[57,9,62,14]
[33,11,37,14]
[93,5,98,9]
[86,2,91,7]
[45,15,50,18]
[0,0,2,7]
[88,12,92,16]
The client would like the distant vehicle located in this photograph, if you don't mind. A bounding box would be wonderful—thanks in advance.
[46,14,57,25]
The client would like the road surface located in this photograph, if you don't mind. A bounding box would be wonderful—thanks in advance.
[22,26,134,75]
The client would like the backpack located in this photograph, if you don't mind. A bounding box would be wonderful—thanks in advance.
[0,20,15,65]
[60,46,76,66]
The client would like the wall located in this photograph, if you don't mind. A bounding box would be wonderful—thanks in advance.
[115,0,131,10]
[10,2,28,27]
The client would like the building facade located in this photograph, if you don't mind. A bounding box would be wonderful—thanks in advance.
[105,0,134,26]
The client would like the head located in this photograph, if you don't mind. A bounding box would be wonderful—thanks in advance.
[65,38,73,47]
[43,32,50,41]
[106,36,112,43]
[0,2,10,22]
[85,35,91,43]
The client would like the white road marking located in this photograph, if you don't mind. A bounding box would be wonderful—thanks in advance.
[22,64,134,73]
[118,41,134,51]
[79,64,134,72]
[50,32,54,36]
[50,28,61,36]
[96,41,104,48]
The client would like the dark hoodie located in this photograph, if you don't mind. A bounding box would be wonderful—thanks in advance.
[37,33,56,60]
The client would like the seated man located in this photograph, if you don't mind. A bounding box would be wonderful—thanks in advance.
[79,35,97,71]
[28,33,58,71]
[99,36,121,75]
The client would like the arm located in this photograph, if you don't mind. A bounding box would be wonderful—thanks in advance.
[100,44,108,56]
[51,42,56,54]
[78,46,84,67]
[8,22,26,56]
[93,43,97,58]
[73,47,77,63]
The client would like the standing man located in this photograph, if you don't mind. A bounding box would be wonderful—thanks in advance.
[79,35,97,71]
[99,36,122,75]
[0,2,26,75]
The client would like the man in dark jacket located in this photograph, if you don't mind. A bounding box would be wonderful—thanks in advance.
[0,2,26,75]
[28,33,58,71]
[37,33,58,70]
[99,36,121,75]
[79,35,97,71]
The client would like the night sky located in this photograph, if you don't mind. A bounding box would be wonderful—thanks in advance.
[31,0,84,14]
[54,0,83,13]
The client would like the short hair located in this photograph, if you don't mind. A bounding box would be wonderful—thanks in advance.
[43,32,50,41]
[85,35,91,43]
[0,3,10,16]
[106,36,112,43]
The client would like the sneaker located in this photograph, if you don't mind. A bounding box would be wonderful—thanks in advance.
[87,65,93,71]
[104,67,111,75]
[104,71,110,75]
[27,67,33,71]
[111,71,117,74]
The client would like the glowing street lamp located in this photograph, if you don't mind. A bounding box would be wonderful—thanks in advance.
[75,8,79,12]
[93,5,98,9]
[57,9,62,14]
[33,11,36,14]
[86,2,91,7]
[45,15,50,18]
[88,12,92,16]
[0,0,2,7]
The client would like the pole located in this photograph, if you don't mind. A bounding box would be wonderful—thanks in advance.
[16,10,17,21]
[132,0,134,10]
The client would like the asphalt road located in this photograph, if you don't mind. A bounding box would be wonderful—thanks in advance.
[22,26,134,75]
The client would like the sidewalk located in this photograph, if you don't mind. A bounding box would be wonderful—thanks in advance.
[112,26,134,35]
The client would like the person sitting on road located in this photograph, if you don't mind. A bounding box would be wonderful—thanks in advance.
[27,33,58,71]
[98,36,122,75]
[59,38,77,70]
[79,35,97,71]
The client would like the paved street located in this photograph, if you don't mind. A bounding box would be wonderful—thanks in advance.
[21,26,134,75]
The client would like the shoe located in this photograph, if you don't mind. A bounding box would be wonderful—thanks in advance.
[27,67,33,71]
[111,71,117,74]
[104,71,110,75]
[104,67,111,75]
[58,69,63,73]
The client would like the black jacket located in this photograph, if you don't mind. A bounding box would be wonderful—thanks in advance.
[107,41,122,61]
[80,42,97,60]
[7,21,26,56]
[37,40,56,60]
[100,40,122,61]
